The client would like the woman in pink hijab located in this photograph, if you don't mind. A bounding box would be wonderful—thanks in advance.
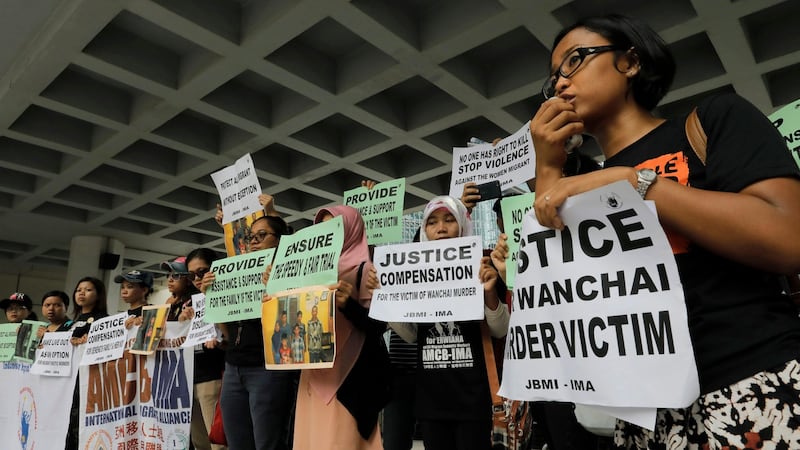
[292,205,390,450]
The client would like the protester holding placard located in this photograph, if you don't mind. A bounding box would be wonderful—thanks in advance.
[69,277,109,344]
[287,205,389,450]
[114,269,153,328]
[529,13,800,449]
[199,216,298,450]
[163,253,226,450]
[390,196,508,450]
[162,256,195,321]
[36,290,73,340]
[1,292,37,323]
[67,276,109,450]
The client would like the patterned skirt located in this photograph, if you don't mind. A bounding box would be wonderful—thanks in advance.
[614,357,800,450]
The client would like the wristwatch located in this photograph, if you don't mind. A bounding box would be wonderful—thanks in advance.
[636,169,657,199]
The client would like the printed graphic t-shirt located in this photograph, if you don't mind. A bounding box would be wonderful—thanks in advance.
[414,320,491,421]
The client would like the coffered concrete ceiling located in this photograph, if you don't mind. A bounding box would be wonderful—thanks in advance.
[0,0,798,279]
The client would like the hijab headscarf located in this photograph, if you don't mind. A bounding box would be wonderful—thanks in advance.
[419,195,473,241]
[310,205,373,404]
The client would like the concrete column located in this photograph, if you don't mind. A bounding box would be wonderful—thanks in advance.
[65,236,125,313]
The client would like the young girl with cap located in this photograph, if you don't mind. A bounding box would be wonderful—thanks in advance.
[161,256,195,321]
[114,269,153,328]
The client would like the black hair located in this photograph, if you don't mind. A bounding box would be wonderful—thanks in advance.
[72,276,108,319]
[42,290,70,308]
[492,193,522,218]
[563,150,603,176]
[553,14,675,111]
[186,247,221,267]
[251,215,291,237]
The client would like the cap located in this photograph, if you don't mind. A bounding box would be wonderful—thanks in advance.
[0,292,33,310]
[160,256,188,274]
[114,270,154,289]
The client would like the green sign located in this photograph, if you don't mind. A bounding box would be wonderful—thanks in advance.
[343,178,405,245]
[768,99,800,170]
[0,323,18,361]
[500,193,535,288]
[14,320,48,362]
[267,215,343,294]
[205,248,275,323]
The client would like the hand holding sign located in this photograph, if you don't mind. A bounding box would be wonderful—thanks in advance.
[491,233,510,284]
[533,166,637,230]
[333,280,354,308]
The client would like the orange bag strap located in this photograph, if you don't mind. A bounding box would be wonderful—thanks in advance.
[685,107,708,165]
[480,321,504,410]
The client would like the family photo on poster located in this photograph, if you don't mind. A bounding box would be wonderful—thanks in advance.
[261,286,336,369]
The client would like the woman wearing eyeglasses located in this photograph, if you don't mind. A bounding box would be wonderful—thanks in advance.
[195,215,299,450]
[529,13,800,449]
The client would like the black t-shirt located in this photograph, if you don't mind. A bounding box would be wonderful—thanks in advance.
[225,319,266,367]
[414,320,491,421]
[605,93,800,393]
[71,311,109,338]
[127,305,145,317]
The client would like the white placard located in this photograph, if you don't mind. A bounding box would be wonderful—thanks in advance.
[182,293,219,348]
[79,312,129,366]
[499,180,699,411]
[369,235,484,322]
[449,122,534,197]
[211,153,263,224]
[30,331,73,376]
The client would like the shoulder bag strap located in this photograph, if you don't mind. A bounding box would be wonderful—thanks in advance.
[480,321,505,410]
[685,107,708,165]
[356,261,366,288]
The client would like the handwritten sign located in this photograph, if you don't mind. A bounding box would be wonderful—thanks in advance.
[211,153,263,224]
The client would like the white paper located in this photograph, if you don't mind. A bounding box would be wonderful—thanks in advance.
[182,293,219,348]
[211,153,263,224]
[449,122,535,197]
[79,312,129,366]
[370,235,484,322]
[30,331,73,376]
[499,181,700,409]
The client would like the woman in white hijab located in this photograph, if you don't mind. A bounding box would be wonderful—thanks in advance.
[391,195,508,450]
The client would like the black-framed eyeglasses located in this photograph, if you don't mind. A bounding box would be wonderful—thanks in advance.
[542,45,623,99]
[168,272,189,281]
[245,230,277,244]
[188,268,210,280]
